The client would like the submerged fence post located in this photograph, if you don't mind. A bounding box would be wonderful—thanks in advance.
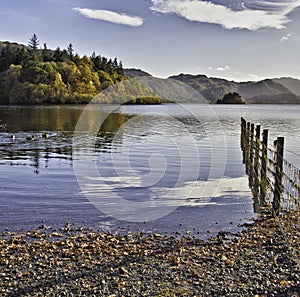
[254,125,261,175]
[260,129,268,205]
[241,118,247,163]
[273,137,284,216]
[250,125,260,212]
[250,123,255,163]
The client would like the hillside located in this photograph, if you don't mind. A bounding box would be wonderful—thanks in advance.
[169,74,238,103]
[238,79,300,104]
[0,38,126,104]
[0,41,27,52]
[273,77,300,96]
[135,76,207,103]
[124,68,152,77]
[170,73,300,104]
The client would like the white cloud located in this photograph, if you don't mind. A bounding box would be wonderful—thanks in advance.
[280,33,292,42]
[150,0,300,30]
[73,8,144,27]
[217,65,230,72]
[245,73,266,81]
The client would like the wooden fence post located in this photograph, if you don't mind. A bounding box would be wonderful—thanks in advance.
[273,137,284,216]
[254,125,261,175]
[260,129,268,205]
[241,118,247,163]
[250,123,255,163]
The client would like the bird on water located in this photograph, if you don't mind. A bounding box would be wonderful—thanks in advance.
[26,135,35,140]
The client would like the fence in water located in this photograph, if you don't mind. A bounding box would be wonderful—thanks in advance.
[240,117,300,216]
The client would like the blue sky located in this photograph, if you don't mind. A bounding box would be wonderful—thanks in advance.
[1,0,300,81]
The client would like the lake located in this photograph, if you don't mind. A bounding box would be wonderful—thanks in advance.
[1,104,300,238]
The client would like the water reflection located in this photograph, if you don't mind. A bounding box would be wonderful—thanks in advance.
[0,110,131,174]
[96,113,129,153]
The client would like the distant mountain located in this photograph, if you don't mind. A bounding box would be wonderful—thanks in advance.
[124,68,152,77]
[170,73,300,104]
[169,74,238,103]
[134,76,207,104]
[273,77,300,96]
[237,79,300,104]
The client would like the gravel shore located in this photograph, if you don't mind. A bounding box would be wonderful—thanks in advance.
[1,207,299,296]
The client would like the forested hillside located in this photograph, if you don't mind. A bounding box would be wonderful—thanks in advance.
[0,35,125,104]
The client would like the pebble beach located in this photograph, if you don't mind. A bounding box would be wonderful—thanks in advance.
[0,207,299,297]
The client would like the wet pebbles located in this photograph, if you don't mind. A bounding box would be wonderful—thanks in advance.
[1,207,299,296]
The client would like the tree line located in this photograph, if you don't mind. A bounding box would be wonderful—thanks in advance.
[0,34,126,104]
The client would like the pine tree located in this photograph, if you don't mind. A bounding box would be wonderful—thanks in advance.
[53,47,62,62]
[42,43,52,62]
[67,43,74,60]
[28,34,40,52]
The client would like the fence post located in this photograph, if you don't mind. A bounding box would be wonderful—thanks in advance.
[273,137,284,216]
[241,118,247,163]
[260,129,268,205]
[250,123,255,163]
[254,125,261,175]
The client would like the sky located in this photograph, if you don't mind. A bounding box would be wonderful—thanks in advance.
[1,0,300,81]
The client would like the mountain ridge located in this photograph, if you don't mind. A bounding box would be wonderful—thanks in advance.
[125,69,300,103]
[169,73,300,104]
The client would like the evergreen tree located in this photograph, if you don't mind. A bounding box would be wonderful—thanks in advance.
[113,58,118,70]
[28,34,40,52]
[67,43,74,60]
[53,47,63,62]
[117,61,124,75]
[42,43,52,62]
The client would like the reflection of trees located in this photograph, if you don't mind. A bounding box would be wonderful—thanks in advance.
[33,149,40,175]
[99,112,128,133]
[96,113,129,152]
[2,145,73,175]
[0,112,129,174]
[0,106,83,133]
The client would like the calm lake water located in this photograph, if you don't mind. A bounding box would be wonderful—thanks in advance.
[1,104,300,238]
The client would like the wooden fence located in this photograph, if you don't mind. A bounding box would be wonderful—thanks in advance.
[240,117,300,216]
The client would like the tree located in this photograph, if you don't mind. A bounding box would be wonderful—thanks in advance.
[53,47,63,62]
[216,92,245,104]
[67,43,74,60]
[28,34,40,52]
[117,61,124,75]
[42,43,53,62]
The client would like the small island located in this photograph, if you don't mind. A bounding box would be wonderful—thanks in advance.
[216,92,246,104]
[123,96,162,105]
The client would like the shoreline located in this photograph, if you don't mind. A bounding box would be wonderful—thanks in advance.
[1,207,299,296]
